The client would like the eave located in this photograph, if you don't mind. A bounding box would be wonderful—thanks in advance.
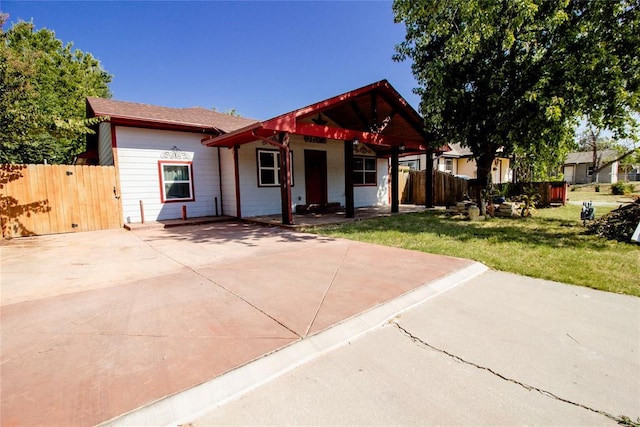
[202,80,435,151]
[101,115,223,135]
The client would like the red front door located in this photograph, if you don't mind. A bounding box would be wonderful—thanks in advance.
[304,150,327,205]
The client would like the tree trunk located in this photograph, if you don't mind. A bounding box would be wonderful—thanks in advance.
[474,152,496,212]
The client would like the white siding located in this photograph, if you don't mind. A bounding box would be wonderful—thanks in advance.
[98,122,114,166]
[235,141,284,217]
[355,158,389,207]
[235,136,388,217]
[115,127,220,223]
[219,146,237,216]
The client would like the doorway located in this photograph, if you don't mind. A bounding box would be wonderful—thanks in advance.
[304,150,328,205]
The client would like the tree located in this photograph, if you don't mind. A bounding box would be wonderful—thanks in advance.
[393,0,640,197]
[211,106,242,117]
[1,17,112,164]
[619,146,640,181]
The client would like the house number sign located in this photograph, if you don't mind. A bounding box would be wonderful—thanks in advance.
[160,146,192,160]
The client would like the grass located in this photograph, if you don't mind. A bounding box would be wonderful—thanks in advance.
[568,182,640,203]
[312,204,640,297]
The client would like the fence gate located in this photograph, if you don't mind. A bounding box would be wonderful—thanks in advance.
[1,164,122,238]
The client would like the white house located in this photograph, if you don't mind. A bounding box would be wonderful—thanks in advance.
[85,80,437,225]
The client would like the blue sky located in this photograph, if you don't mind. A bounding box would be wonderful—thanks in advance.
[2,0,420,120]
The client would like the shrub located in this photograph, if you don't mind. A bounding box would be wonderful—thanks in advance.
[611,182,634,195]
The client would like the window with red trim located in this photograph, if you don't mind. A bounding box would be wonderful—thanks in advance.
[159,161,195,202]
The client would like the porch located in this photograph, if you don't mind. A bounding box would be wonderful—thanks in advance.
[202,80,448,226]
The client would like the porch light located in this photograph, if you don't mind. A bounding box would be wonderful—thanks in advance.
[399,143,406,152]
[352,137,359,148]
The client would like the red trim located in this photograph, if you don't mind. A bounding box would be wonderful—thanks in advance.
[111,124,118,149]
[202,80,429,149]
[158,160,196,203]
[202,123,262,147]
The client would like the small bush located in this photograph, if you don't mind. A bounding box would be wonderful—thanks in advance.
[611,182,634,195]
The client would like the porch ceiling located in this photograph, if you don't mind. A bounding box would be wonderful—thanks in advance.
[202,80,438,154]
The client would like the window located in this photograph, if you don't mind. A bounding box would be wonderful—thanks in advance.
[257,149,294,187]
[159,161,194,202]
[353,156,377,186]
[445,158,454,173]
[587,166,594,176]
[399,159,420,170]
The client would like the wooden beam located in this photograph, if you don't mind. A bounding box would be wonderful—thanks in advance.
[279,132,293,225]
[349,100,370,129]
[262,115,297,133]
[377,110,397,133]
[344,140,355,218]
[294,123,425,149]
[370,92,378,132]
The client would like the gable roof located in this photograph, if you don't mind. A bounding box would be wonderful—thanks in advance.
[441,142,473,157]
[564,150,618,165]
[202,80,440,154]
[86,97,258,134]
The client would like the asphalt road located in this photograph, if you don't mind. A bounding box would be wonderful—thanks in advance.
[188,270,640,426]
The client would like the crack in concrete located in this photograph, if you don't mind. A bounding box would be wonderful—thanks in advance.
[392,321,639,427]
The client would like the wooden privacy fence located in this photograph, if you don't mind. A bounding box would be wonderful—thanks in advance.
[1,164,122,238]
[494,181,568,206]
[402,170,469,206]
[400,170,567,207]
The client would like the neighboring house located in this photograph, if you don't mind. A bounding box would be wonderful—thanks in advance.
[85,80,433,225]
[399,143,513,184]
[563,150,619,184]
[621,164,640,182]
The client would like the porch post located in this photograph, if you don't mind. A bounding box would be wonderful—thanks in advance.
[391,146,399,213]
[279,132,294,225]
[425,148,434,208]
[344,140,355,218]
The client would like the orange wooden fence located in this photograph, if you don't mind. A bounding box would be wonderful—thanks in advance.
[1,164,122,238]
[402,170,469,206]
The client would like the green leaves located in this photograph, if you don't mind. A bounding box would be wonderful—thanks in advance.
[393,0,639,185]
[1,19,112,164]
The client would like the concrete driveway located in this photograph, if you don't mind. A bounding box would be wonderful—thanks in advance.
[1,221,481,426]
[191,270,640,426]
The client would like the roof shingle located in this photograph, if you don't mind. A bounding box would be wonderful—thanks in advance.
[565,150,618,165]
[86,97,258,133]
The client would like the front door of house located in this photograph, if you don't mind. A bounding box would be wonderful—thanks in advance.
[304,149,327,205]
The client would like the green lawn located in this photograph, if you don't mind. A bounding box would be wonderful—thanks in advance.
[567,183,639,203]
[313,204,640,297]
